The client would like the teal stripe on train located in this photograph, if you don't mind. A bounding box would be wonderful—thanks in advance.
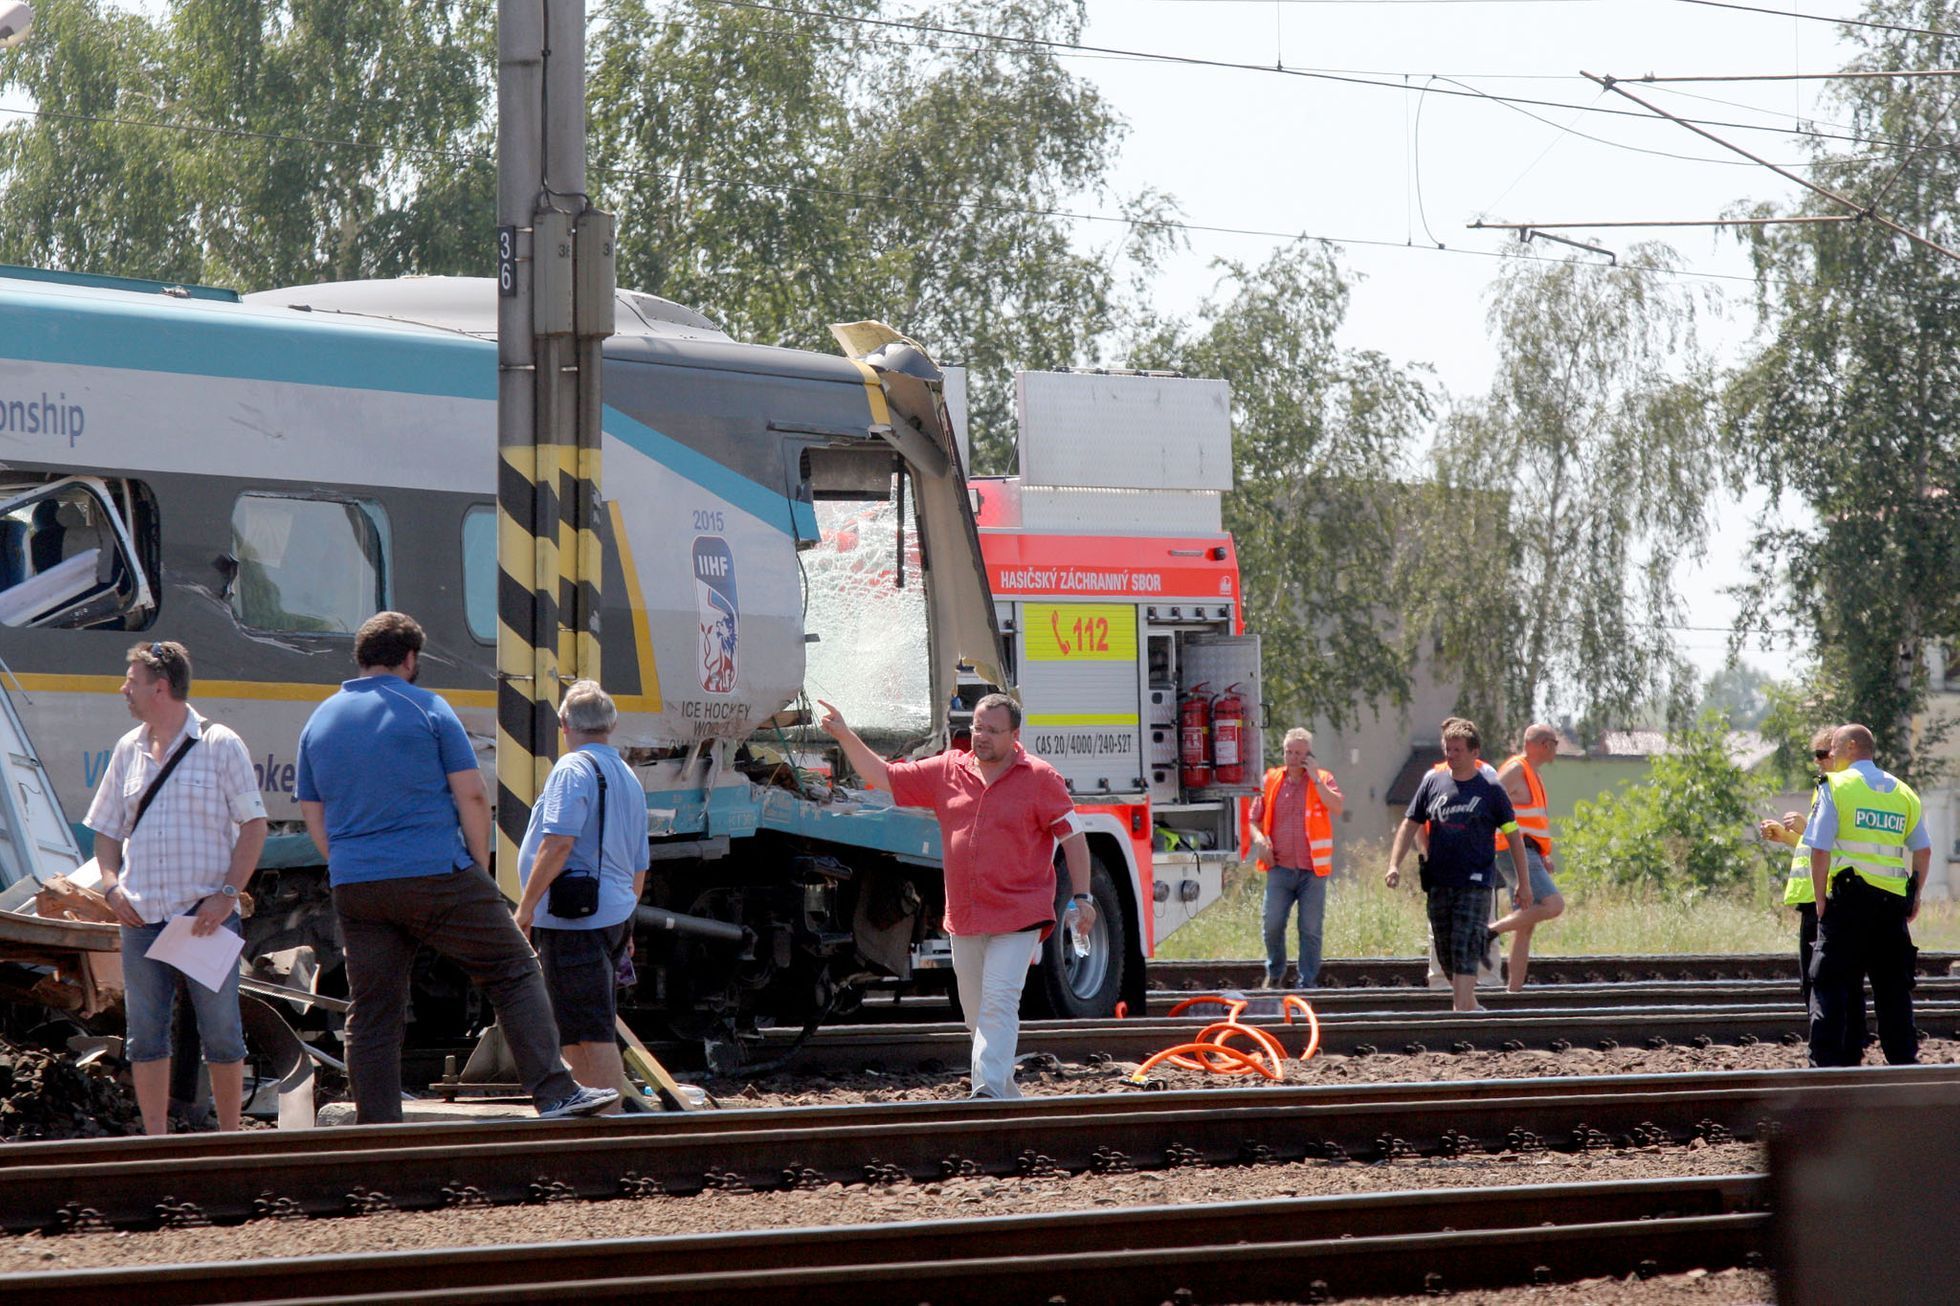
[0,285,815,537]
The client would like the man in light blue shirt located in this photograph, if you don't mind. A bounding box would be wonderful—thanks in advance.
[1799,723,1929,1066]
[1800,758,1933,866]
[515,680,650,1101]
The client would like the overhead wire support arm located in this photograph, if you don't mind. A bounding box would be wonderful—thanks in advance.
[1580,70,1960,264]
[1513,227,1617,263]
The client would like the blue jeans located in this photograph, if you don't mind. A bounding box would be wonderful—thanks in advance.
[1262,867,1328,986]
[120,915,247,1064]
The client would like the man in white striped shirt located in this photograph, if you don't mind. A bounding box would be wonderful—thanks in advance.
[87,641,268,1134]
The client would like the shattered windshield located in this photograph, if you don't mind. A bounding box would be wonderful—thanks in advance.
[802,487,933,751]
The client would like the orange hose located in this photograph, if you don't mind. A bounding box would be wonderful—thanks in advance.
[1162,1026,1251,1075]
[1282,995,1321,1062]
[1165,995,1247,1020]
[1129,1041,1277,1082]
[1196,1020,1290,1072]
[1130,995,1303,1084]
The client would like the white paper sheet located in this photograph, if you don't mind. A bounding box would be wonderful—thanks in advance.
[144,914,245,992]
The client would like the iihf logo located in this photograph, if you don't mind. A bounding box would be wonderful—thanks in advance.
[692,536,738,694]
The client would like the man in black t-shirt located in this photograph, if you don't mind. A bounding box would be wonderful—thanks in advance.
[1386,718,1531,1012]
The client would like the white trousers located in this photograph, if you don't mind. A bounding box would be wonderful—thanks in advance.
[950,930,1040,1099]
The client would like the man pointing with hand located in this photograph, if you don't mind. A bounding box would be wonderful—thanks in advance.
[820,693,1092,1099]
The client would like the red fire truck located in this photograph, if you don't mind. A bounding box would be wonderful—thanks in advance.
[962,370,1262,1017]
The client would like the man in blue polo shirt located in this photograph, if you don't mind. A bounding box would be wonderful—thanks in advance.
[296,611,614,1123]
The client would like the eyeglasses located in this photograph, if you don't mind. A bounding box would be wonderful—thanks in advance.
[1813,749,1831,761]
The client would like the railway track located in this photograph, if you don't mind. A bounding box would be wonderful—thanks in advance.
[1148,950,1960,990]
[3,1064,1953,1235]
[846,976,1960,1022]
[0,1174,1770,1304]
[754,998,1960,1073]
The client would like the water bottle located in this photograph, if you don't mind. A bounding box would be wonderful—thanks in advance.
[1064,901,1091,958]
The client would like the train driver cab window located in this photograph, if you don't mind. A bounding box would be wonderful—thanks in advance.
[229,493,390,633]
[0,476,159,630]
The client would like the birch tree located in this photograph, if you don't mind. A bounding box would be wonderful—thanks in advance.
[1726,0,1960,778]
[1412,244,1725,740]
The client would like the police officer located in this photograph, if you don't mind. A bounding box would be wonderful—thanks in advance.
[1801,723,1930,1067]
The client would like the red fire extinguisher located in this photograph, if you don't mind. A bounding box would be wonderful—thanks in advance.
[1212,682,1247,785]
[1179,682,1213,789]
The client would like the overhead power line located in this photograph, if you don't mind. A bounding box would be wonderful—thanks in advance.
[700,0,1958,155]
[1165,0,1960,38]
[1670,0,1960,42]
[1585,70,1960,261]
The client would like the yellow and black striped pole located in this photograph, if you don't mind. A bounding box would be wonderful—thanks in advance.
[494,298,564,900]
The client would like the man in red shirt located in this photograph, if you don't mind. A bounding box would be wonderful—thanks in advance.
[821,693,1093,1098]
[1247,727,1344,989]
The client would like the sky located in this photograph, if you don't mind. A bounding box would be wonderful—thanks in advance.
[1064,0,1875,686]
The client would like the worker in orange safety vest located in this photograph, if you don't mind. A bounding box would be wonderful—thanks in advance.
[1248,727,1344,989]
[1486,722,1566,990]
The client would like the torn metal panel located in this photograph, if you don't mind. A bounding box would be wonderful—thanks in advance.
[829,322,1008,734]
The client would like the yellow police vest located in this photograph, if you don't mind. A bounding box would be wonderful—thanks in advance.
[1783,785,1821,907]
[1822,768,1919,897]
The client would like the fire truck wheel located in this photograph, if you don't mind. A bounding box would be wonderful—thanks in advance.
[1023,855,1129,1020]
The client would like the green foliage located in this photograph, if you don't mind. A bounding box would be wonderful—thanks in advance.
[1153,837,1868,960]
[1560,713,1765,892]
[1725,0,1960,782]
[0,0,197,279]
[1128,241,1435,730]
[0,0,494,286]
[1409,244,1726,742]
[586,0,1174,470]
[1697,661,1779,731]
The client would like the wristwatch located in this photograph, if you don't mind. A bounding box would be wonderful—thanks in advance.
[1071,893,1093,903]
[217,884,239,899]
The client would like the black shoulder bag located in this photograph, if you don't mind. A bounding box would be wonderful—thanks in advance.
[128,734,200,836]
[547,755,606,920]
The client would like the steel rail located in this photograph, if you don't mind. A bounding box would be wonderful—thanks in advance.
[276,1214,1769,1305]
[4,1062,1946,1175]
[1169,976,1960,1012]
[845,977,1960,1021]
[757,1000,1960,1072]
[1149,951,1960,989]
[0,1174,1768,1304]
[1,1070,1949,1235]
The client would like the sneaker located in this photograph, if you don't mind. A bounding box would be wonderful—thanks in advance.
[537,1085,620,1119]
[1259,975,1284,991]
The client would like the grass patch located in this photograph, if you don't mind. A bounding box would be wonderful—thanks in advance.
[1155,835,1960,959]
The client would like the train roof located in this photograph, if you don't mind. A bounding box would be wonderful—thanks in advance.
[244,276,733,343]
[1,269,877,392]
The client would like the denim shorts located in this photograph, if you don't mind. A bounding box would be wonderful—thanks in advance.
[534,920,632,1045]
[1511,843,1560,907]
[120,915,247,1064]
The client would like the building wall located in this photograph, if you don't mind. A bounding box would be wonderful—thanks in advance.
[1303,670,1462,869]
